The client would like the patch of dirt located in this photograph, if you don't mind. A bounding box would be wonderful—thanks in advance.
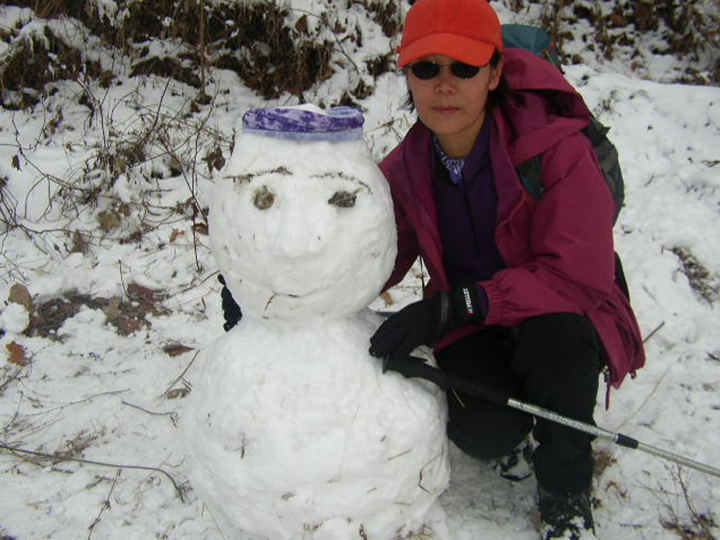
[671,246,719,305]
[25,284,170,339]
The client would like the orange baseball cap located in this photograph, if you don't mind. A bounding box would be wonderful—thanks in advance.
[397,0,503,68]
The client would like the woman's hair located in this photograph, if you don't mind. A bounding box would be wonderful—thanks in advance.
[402,50,507,111]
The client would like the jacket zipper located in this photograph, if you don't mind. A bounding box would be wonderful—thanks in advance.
[460,183,482,253]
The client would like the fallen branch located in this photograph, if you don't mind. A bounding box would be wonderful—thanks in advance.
[23,389,129,417]
[121,400,178,427]
[121,400,177,417]
[643,321,666,344]
[0,442,188,502]
[161,350,199,398]
[0,364,25,396]
[87,469,121,539]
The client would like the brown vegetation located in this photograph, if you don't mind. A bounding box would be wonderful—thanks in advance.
[3,0,716,113]
[0,0,404,104]
[23,283,170,339]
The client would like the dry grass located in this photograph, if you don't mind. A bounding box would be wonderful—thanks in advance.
[659,468,718,539]
[527,0,719,84]
[670,246,719,305]
[2,0,717,111]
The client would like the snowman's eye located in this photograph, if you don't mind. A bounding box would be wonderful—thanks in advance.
[328,190,357,208]
[253,186,275,209]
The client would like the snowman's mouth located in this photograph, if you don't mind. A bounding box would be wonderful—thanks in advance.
[267,283,323,300]
[276,291,302,299]
[267,289,316,303]
[262,289,317,316]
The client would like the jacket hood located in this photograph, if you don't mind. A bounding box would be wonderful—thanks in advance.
[498,48,592,164]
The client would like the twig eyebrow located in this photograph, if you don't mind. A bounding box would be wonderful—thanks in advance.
[226,166,292,184]
[311,171,372,193]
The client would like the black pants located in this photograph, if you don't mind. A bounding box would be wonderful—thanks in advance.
[435,313,600,494]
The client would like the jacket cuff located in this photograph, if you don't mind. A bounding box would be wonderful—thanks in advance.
[475,284,489,319]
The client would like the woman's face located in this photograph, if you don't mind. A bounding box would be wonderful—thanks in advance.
[406,54,503,158]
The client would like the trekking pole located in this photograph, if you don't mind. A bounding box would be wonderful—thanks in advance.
[386,356,720,480]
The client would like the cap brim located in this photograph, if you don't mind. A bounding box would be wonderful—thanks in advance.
[398,33,496,67]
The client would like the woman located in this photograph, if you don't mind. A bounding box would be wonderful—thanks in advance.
[367,0,645,538]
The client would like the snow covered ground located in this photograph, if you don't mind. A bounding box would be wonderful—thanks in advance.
[1,2,719,539]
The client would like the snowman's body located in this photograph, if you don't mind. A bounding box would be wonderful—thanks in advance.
[182,107,450,539]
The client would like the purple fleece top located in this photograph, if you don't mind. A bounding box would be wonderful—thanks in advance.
[433,116,504,315]
[433,116,505,283]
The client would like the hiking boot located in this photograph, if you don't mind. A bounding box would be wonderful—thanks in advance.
[537,484,596,540]
[495,436,534,482]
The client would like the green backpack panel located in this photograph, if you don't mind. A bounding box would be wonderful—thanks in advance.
[502,24,625,224]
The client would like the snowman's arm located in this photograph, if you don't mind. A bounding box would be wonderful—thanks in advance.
[218,274,243,331]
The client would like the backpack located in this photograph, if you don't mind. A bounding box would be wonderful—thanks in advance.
[501,24,625,225]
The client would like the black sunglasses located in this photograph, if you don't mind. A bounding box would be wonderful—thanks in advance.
[407,61,482,80]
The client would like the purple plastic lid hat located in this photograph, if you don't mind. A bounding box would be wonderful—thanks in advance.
[242,104,365,142]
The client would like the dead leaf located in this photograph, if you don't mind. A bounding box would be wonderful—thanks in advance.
[70,230,89,254]
[295,14,309,34]
[169,228,185,243]
[98,210,122,231]
[103,296,122,320]
[127,283,166,304]
[6,341,29,366]
[203,146,225,173]
[119,230,143,244]
[163,344,194,357]
[165,387,190,399]
[8,283,33,312]
[115,316,146,336]
[192,222,208,235]
[381,291,394,307]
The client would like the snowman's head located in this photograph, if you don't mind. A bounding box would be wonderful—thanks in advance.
[210,106,397,323]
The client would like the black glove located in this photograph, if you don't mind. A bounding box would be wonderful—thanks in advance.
[369,286,485,361]
[218,274,242,331]
[382,354,446,384]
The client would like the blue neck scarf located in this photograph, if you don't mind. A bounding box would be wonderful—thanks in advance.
[432,134,466,187]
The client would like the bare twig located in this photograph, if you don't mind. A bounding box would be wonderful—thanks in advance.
[0,365,25,397]
[121,400,176,418]
[22,389,129,417]
[613,361,673,433]
[121,400,179,427]
[203,503,230,540]
[658,465,719,539]
[643,321,666,344]
[87,470,121,539]
[146,77,173,141]
[0,443,188,502]
[161,350,199,398]
[118,259,128,297]
[178,269,220,294]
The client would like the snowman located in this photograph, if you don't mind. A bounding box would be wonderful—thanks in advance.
[181,105,450,540]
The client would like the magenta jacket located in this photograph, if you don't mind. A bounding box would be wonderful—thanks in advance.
[379,49,645,389]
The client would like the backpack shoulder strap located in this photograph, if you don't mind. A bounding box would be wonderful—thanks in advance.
[502,24,625,222]
[516,154,544,200]
[582,117,625,223]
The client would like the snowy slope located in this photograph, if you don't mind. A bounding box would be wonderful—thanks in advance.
[1,1,719,539]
